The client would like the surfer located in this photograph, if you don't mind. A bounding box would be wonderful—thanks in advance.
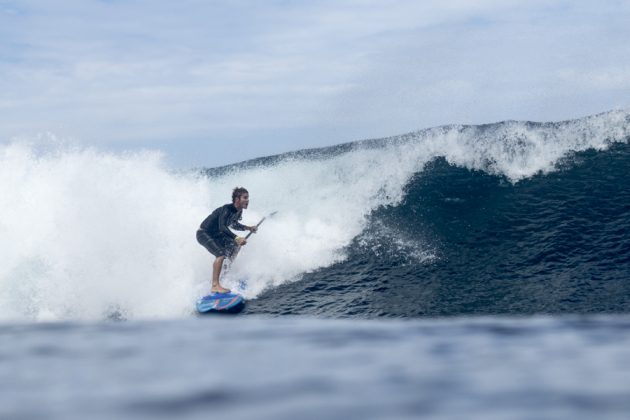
[196,187,257,293]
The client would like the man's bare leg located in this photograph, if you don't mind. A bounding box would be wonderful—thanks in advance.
[211,256,231,293]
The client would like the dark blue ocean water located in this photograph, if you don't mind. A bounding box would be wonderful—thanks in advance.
[3,316,630,420]
[248,140,630,318]
[2,111,630,419]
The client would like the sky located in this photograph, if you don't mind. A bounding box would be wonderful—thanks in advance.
[1,0,629,168]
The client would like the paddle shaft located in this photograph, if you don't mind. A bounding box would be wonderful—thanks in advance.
[244,211,276,239]
[229,211,277,262]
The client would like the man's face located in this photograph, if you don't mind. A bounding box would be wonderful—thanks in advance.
[235,193,249,209]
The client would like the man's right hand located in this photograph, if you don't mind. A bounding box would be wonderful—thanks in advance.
[235,236,247,246]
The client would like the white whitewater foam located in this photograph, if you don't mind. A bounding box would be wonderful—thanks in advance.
[1,110,628,321]
[409,109,630,181]
[0,142,213,321]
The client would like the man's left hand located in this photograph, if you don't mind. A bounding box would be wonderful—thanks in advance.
[249,226,258,233]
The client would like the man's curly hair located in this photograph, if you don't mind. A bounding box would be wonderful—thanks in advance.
[232,187,249,203]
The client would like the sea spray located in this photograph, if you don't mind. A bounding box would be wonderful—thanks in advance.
[0,142,212,320]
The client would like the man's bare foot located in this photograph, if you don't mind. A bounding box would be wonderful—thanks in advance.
[211,286,231,294]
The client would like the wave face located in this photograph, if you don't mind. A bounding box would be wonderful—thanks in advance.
[1,110,629,321]
[241,110,630,316]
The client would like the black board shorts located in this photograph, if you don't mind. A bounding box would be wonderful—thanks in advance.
[196,229,236,258]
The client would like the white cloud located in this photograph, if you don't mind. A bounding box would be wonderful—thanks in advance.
[558,67,630,90]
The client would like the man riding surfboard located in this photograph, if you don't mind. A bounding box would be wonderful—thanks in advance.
[196,187,257,293]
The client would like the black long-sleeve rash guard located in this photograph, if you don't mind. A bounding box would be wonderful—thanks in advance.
[199,203,248,240]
